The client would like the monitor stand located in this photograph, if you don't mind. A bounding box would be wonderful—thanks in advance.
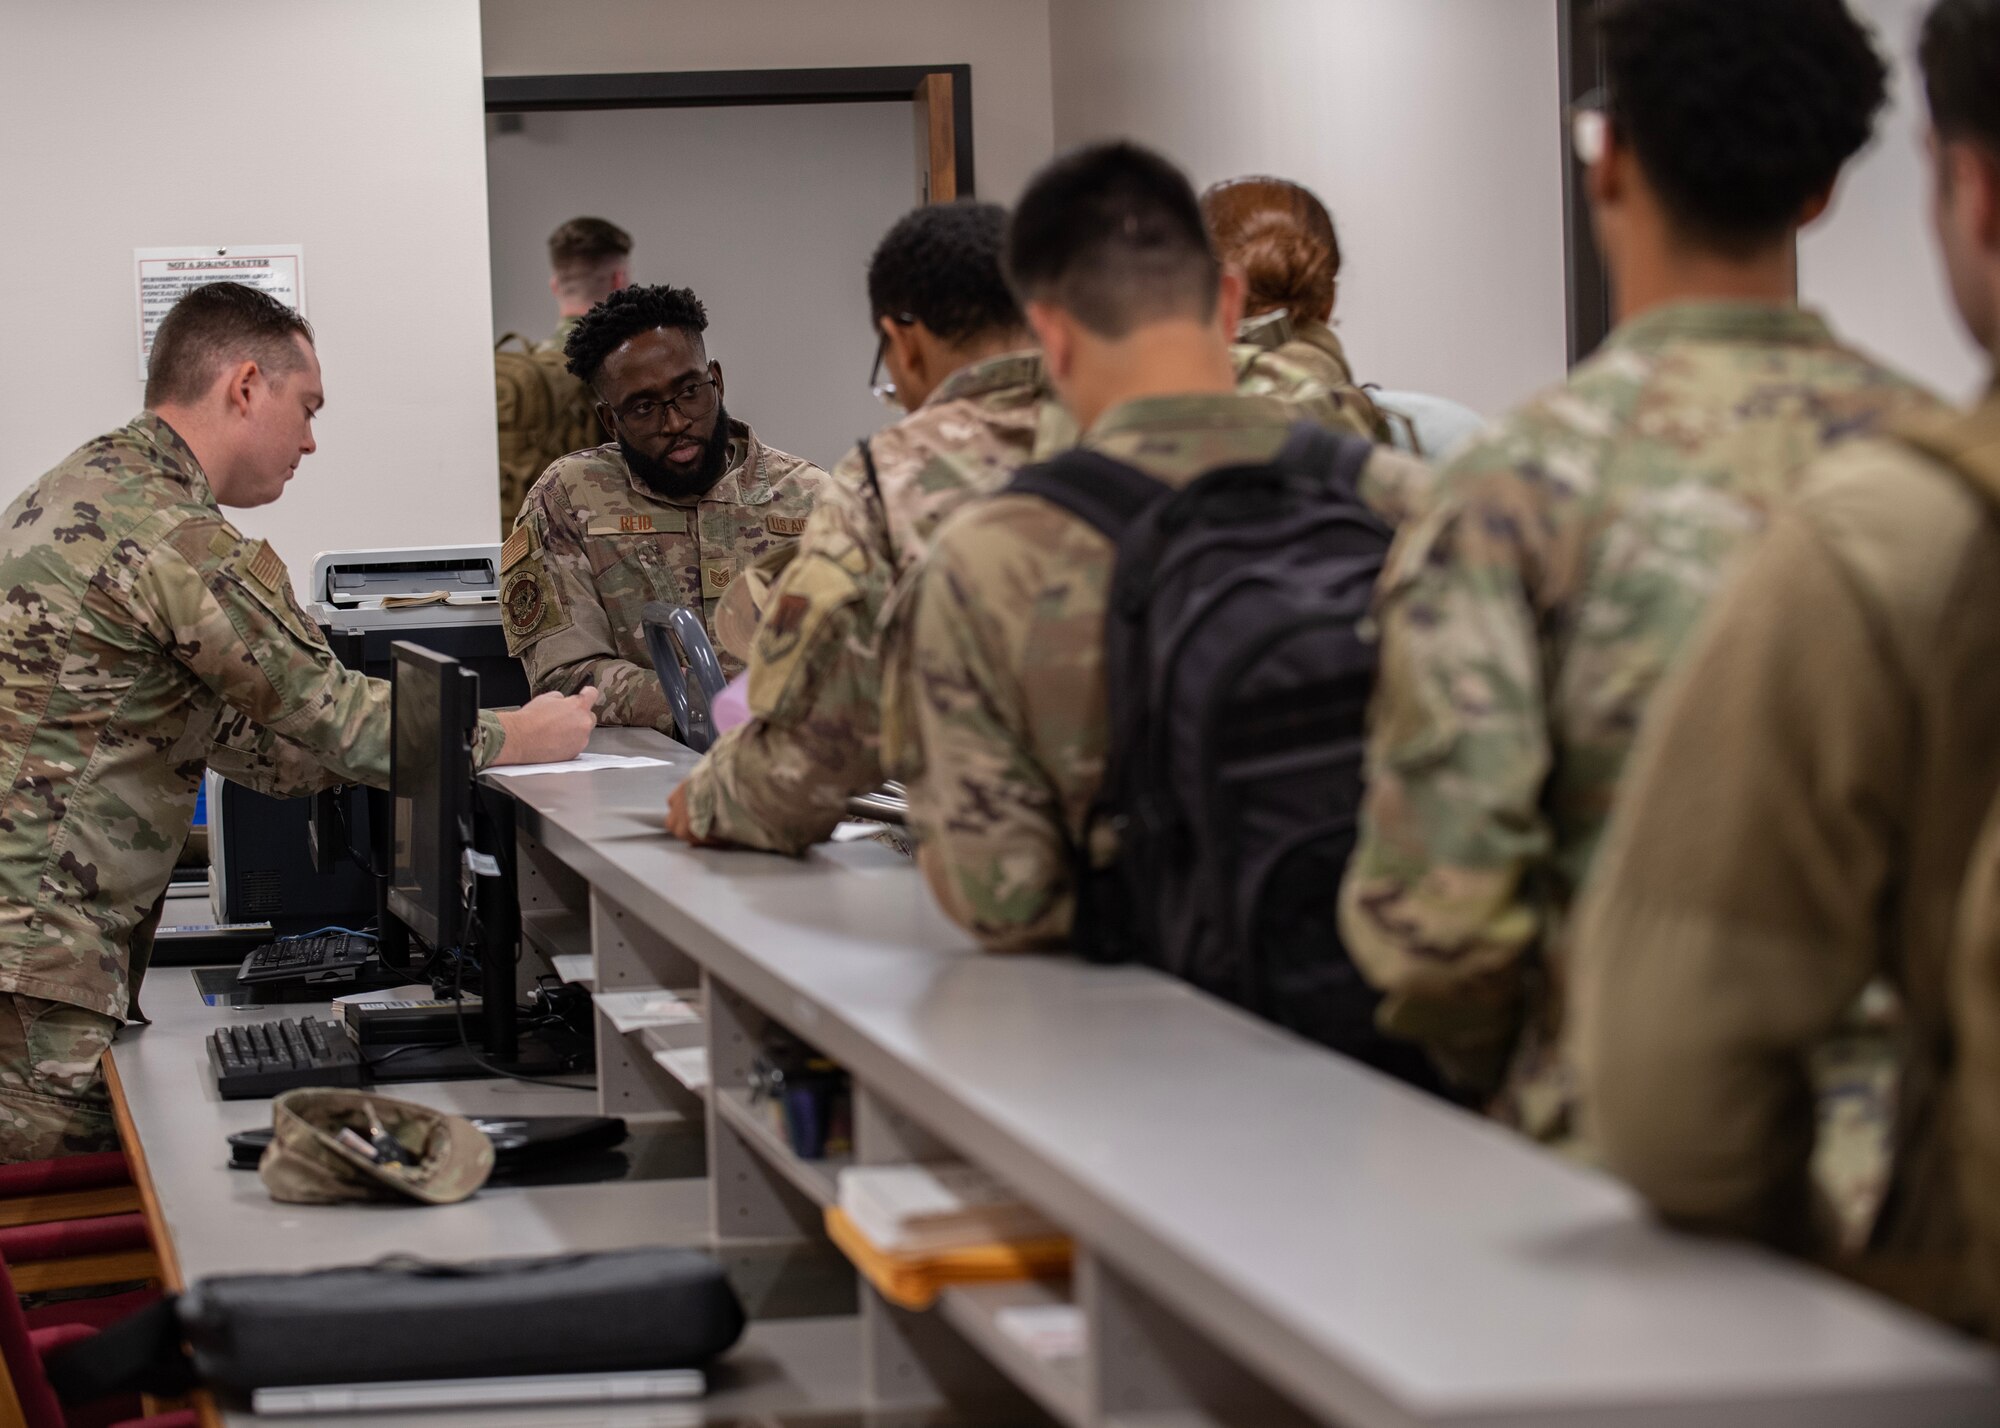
[367,785,595,1086]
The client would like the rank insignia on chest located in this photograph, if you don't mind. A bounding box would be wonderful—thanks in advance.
[702,562,736,594]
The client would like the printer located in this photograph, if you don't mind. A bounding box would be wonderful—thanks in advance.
[208,545,530,927]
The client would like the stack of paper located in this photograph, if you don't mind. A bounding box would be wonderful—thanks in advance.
[838,1163,1060,1255]
[592,988,702,1035]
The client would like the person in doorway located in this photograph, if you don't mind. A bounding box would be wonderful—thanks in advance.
[1574,0,2000,1338]
[1336,0,1943,1152]
[0,283,598,1161]
[504,284,829,729]
[497,218,634,532]
[545,217,633,353]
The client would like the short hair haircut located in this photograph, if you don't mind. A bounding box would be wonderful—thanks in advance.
[1920,0,2000,154]
[867,202,1023,343]
[143,282,314,408]
[1598,0,1888,251]
[563,283,709,387]
[1004,142,1220,339]
[1201,176,1342,323]
[547,216,633,297]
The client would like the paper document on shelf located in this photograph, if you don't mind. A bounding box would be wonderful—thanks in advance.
[994,1304,1086,1361]
[484,752,671,779]
[653,1046,709,1091]
[550,953,593,985]
[838,1162,1060,1254]
[593,988,701,1034]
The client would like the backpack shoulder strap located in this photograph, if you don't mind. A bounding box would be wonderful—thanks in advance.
[1006,450,1169,544]
[1273,421,1376,503]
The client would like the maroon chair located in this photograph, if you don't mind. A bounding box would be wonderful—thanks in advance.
[0,1157,132,1202]
[0,1216,155,1300]
[0,1247,190,1428]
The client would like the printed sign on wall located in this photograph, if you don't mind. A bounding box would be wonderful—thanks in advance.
[134,245,306,381]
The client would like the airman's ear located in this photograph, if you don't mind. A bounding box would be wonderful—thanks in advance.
[1215,267,1248,339]
[223,360,262,417]
[1025,301,1074,383]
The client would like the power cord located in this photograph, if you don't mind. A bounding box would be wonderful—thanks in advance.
[333,791,385,879]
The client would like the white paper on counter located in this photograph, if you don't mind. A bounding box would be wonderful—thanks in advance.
[485,752,671,779]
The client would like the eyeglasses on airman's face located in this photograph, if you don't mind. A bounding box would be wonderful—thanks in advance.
[610,368,721,432]
[870,313,918,407]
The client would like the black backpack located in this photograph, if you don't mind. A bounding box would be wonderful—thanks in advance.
[1008,422,1440,1091]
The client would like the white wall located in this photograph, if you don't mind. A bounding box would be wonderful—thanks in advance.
[480,0,1057,204]
[487,104,919,471]
[1049,0,1569,418]
[1801,0,1988,402]
[0,0,501,592]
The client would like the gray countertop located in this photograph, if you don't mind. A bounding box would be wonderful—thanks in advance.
[110,727,2000,1427]
[492,730,2000,1428]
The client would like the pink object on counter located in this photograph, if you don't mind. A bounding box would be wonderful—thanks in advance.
[714,673,751,734]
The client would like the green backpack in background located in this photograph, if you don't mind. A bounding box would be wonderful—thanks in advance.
[494,333,603,536]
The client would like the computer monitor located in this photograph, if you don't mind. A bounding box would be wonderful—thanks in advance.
[388,642,479,956]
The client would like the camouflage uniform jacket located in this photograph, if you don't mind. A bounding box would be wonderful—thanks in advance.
[1575,390,2000,1330]
[683,352,1052,853]
[0,414,503,1022]
[504,421,829,730]
[1037,345,1425,524]
[1236,312,1395,446]
[885,392,1425,950]
[1336,302,1946,1141]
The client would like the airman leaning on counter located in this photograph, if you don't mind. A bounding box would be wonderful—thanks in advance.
[666,198,1413,858]
[0,283,597,1162]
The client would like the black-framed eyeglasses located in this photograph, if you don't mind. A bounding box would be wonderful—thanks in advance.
[870,313,917,407]
[611,371,720,432]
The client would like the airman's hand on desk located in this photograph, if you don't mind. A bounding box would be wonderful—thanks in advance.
[665,780,727,846]
[495,687,600,765]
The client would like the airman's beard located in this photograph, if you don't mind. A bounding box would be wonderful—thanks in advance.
[619,402,732,500]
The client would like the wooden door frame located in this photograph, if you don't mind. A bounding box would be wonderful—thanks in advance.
[485,64,976,199]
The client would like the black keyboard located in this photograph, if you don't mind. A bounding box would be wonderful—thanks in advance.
[236,933,377,986]
[207,1018,364,1100]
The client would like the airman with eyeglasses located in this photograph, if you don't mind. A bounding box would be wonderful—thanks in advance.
[502,283,830,733]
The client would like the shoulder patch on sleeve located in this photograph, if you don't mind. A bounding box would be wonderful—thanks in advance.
[246,541,287,594]
[747,553,863,720]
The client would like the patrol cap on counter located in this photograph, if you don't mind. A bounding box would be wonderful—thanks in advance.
[260,1089,494,1206]
[714,541,799,665]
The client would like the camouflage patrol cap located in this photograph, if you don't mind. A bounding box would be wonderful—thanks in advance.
[714,542,800,665]
[259,1089,494,1206]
